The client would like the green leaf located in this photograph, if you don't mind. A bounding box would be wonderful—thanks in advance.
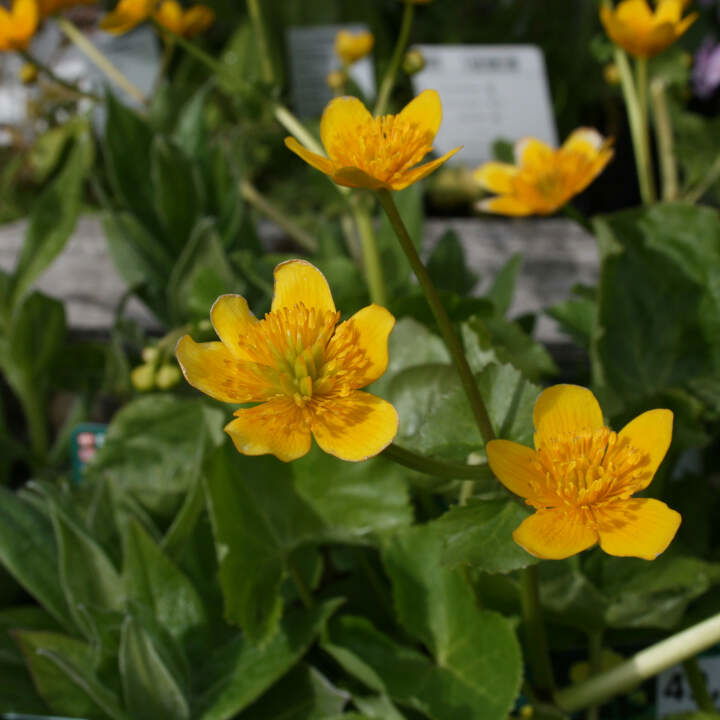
[426,230,477,296]
[546,286,596,349]
[119,615,190,720]
[9,141,85,310]
[487,253,522,316]
[173,84,211,157]
[198,600,342,720]
[433,499,536,573]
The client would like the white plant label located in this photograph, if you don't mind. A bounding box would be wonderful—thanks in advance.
[656,656,720,717]
[412,44,557,167]
[287,24,375,118]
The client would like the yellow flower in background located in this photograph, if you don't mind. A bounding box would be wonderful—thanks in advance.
[100,0,154,34]
[285,90,460,190]
[176,260,398,462]
[334,29,374,66]
[154,0,214,38]
[0,0,38,51]
[38,0,95,16]
[600,0,697,59]
[475,128,613,217]
[487,385,681,561]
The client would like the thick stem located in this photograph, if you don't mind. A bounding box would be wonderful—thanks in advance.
[57,18,146,105]
[634,56,656,203]
[240,180,317,252]
[246,0,275,86]
[650,78,678,202]
[458,481,474,506]
[19,50,101,101]
[521,566,556,700]
[273,103,325,156]
[350,197,388,306]
[383,442,490,480]
[374,1,414,116]
[376,189,495,445]
[556,612,720,713]
[683,657,717,713]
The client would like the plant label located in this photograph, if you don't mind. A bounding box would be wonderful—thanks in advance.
[656,655,720,716]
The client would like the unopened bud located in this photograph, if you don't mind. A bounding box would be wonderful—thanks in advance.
[603,63,620,85]
[155,363,182,390]
[19,63,38,85]
[141,345,160,364]
[403,48,426,75]
[131,364,155,392]
[326,69,347,91]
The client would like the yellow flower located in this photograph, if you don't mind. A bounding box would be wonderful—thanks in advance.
[475,128,613,217]
[176,260,399,463]
[38,0,96,16]
[487,384,681,561]
[326,69,347,91]
[154,0,214,38]
[100,0,154,34]
[0,0,39,52]
[334,29,374,66]
[285,90,460,191]
[600,0,697,59]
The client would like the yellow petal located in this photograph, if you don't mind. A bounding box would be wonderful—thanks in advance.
[513,508,598,560]
[473,162,518,194]
[225,399,312,462]
[100,0,152,34]
[515,137,554,169]
[284,137,335,177]
[154,0,182,34]
[486,439,542,501]
[330,304,395,387]
[596,498,681,560]
[477,196,534,217]
[311,391,398,462]
[673,10,697,37]
[210,294,258,361]
[397,89,443,139]
[175,335,270,404]
[533,384,604,449]
[271,259,335,314]
[11,0,38,43]
[332,166,387,190]
[561,127,604,156]
[618,408,673,490]
[616,0,654,28]
[320,96,373,158]
[391,146,462,190]
[183,4,214,36]
[654,0,684,24]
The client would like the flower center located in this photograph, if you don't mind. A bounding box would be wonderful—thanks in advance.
[527,428,653,521]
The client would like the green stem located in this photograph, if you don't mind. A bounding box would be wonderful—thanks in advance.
[153,21,222,73]
[520,565,556,700]
[57,17,146,105]
[458,481,474,506]
[685,154,720,204]
[152,37,176,93]
[273,103,325,157]
[289,564,314,609]
[683,657,717,713]
[586,631,604,720]
[615,48,654,204]
[246,0,275,86]
[350,197,388,306]
[556,612,720,713]
[650,78,678,202]
[562,204,592,233]
[634,56,656,203]
[240,179,317,253]
[17,382,49,466]
[374,1,414,115]
[19,50,101,101]
[383,442,490,480]
[376,189,495,445]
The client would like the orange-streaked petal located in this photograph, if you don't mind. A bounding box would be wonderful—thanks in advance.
[271,259,335,314]
[618,408,673,490]
[513,508,598,560]
[397,89,443,139]
[391,146,462,190]
[477,196,534,216]
[596,498,681,560]
[210,294,258,361]
[331,304,395,387]
[533,384,604,449]
[515,137,554,168]
[320,96,373,157]
[332,166,387,189]
[487,439,543,501]
[225,400,312,462]
[473,162,518,194]
[311,391,398,462]
[284,137,335,176]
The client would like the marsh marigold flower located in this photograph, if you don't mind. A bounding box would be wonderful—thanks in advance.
[487,385,681,561]
[0,0,38,51]
[38,0,95,16]
[100,0,153,34]
[154,0,214,38]
[176,260,399,462]
[475,129,613,217]
[285,90,460,190]
[335,29,373,66]
[600,0,698,59]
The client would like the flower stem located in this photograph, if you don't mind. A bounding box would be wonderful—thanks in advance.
[683,657,716,713]
[586,631,604,720]
[57,17,146,105]
[288,563,314,609]
[272,103,325,156]
[246,0,275,86]
[635,56,656,203]
[650,78,678,202]
[383,442,491,480]
[350,197,388,306]
[153,21,222,74]
[684,155,720,204]
[521,565,556,700]
[374,1,414,116]
[556,612,720,712]
[19,50,101,101]
[240,179,317,253]
[376,189,495,445]
[614,48,655,204]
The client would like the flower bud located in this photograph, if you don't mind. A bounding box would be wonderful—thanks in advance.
[131,364,156,392]
[334,30,374,66]
[155,363,182,390]
[19,63,38,84]
[141,345,160,364]
[326,69,347,91]
[603,63,620,85]
[403,48,426,75]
